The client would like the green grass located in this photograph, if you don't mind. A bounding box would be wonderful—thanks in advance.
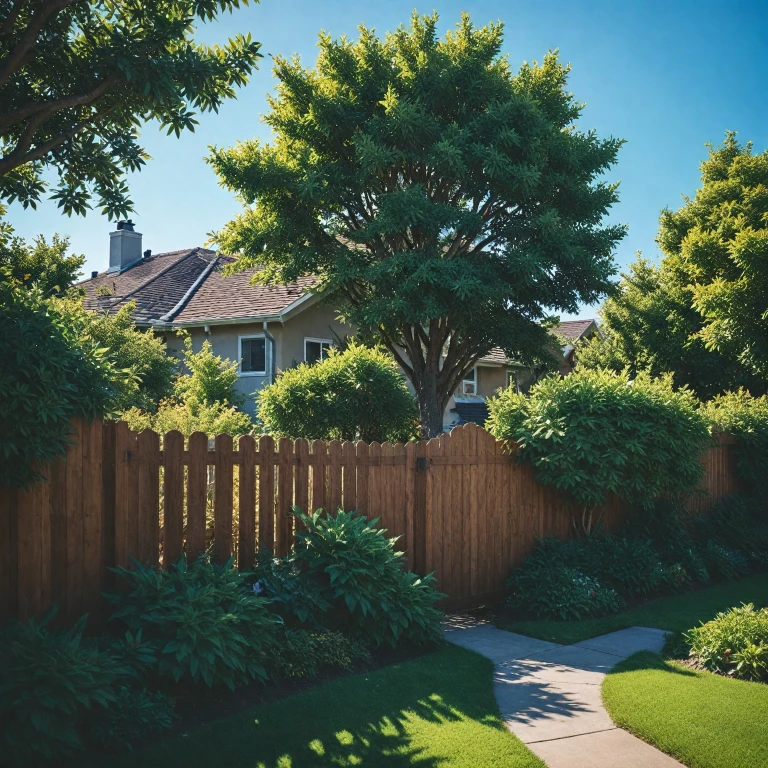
[602,651,768,768]
[107,645,545,768]
[503,573,768,644]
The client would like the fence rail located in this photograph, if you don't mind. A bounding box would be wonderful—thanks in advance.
[0,420,740,621]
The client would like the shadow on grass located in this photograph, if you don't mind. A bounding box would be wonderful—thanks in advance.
[106,646,537,768]
[606,650,698,678]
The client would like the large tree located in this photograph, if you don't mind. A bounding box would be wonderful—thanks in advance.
[578,254,767,399]
[0,0,261,219]
[209,13,625,436]
[657,133,768,379]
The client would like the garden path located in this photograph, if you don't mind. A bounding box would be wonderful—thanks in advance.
[444,617,683,768]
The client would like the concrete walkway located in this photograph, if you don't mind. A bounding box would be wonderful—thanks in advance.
[443,616,683,768]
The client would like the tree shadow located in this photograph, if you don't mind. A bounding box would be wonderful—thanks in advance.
[606,650,699,678]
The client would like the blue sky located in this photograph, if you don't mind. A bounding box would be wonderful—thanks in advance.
[8,0,768,319]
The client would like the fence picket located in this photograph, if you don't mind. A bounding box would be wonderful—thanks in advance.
[162,431,183,568]
[238,435,257,569]
[258,435,275,551]
[310,439,326,513]
[186,432,208,561]
[275,438,294,557]
[214,434,234,563]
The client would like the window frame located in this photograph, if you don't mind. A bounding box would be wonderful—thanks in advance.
[304,336,334,364]
[238,333,267,377]
[462,366,477,396]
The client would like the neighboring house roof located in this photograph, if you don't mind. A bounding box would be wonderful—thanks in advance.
[78,248,315,327]
[452,401,489,426]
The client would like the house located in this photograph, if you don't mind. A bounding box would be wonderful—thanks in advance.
[79,222,598,430]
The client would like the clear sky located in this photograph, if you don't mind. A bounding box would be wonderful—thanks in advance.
[7,0,768,319]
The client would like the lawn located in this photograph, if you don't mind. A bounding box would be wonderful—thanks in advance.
[106,645,545,768]
[602,651,768,768]
[503,573,768,644]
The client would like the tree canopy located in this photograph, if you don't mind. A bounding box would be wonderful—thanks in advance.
[656,132,768,379]
[209,12,625,436]
[0,231,84,295]
[0,0,261,220]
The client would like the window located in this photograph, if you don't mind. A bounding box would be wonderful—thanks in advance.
[462,367,477,396]
[305,337,333,364]
[239,335,266,375]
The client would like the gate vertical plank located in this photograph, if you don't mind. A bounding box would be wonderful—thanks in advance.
[404,442,416,570]
[355,441,368,515]
[162,431,183,568]
[16,476,42,619]
[258,435,275,551]
[310,439,326,513]
[413,440,427,575]
[275,438,294,556]
[101,421,116,591]
[342,441,356,511]
[186,432,208,562]
[462,426,476,599]
[449,428,464,598]
[327,440,342,511]
[367,443,381,520]
[214,434,234,563]
[136,430,160,568]
[81,419,103,610]
[294,438,310,528]
[0,488,12,621]
[238,435,257,569]
[380,443,394,533]
[49,455,68,614]
[65,418,83,616]
[424,435,441,580]
[394,443,407,541]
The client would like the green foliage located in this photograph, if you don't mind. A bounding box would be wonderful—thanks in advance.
[121,398,253,438]
[657,133,768,379]
[0,610,126,764]
[0,233,84,295]
[577,255,766,399]
[686,603,768,682]
[209,12,624,436]
[89,687,175,751]
[106,555,283,690]
[701,390,768,499]
[693,494,768,564]
[487,368,709,509]
[175,335,244,410]
[700,541,751,581]
[59,298,176,412]
[507,544,622,621]
[291,509,445,647]
[0,276,121,487]
[258,342,418,442]
[0,0,261,219]
[277,630,371,679]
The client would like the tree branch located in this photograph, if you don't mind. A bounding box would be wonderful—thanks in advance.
[0,0,26,37]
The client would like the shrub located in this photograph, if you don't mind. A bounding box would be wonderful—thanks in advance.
[257,342,418,442]
[486,368,710,510]
[0,610,126,764]
[291,508,444,646]
[508,555,621,621]
[88,687,175,750]
[700,541,751,581]
[0,277,121,487]
[106,555,283,690]
[686,603,768,682]
[694,493,768,563]
[121,398,253,438]
[174,335,244,409]
[591,535,671,597]
[701,389,768,500]
[277,630,371,679]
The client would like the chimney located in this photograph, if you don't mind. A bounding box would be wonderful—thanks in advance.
[108,220,142,273]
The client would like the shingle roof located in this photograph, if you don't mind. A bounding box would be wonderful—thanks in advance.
[173,261,315,324]
[79,248,217,324]
[550,319,597,342]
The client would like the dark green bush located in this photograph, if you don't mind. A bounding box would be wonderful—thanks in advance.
[278,630,371,679]
[291,508,444,646]
[700,541,751,581]
[257,342,418,442]
[0,610,126,764]
[686,604,768,682]
[694,494,768,563]
[89,687,175,750]
[591,535,671,597]
[0,277,121,487]
[107,555,283,690]
[508,555,622,621]
[487,368,710,510]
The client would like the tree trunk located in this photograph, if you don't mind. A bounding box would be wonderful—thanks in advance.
[416,368,445,439]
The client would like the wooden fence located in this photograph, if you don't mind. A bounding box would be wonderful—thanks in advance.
[0,420,740,621]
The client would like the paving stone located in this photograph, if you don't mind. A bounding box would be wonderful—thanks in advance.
[530,727,682,767]
[445,625,558,664]
[523,644,620,674]
[572,626,669,658]
[495,658,605,686]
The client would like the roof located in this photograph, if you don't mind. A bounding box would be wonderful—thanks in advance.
[77,248,315,327]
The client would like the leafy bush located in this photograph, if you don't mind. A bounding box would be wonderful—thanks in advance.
[0,277,121,487]
[0,610,126,764]
[694,494,768,563]
[0,232,84,296]
[700,541,751,581]
[701,390,768,500]
[277,630,371,679]
[291,509,444,646]
[174,335,244,409]
[107,555,282,690]
[486,368,710,510]
[686,604,768,682]
[591,535,671,597]
[122,398,252,438]
[257,342,418,442]
[89,687,175,750]
[508,552,621,621]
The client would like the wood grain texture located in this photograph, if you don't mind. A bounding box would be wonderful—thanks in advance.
[162,431,183,568]
[186,432,208,561]
[214,434,234,563]
[238,435,257,569]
